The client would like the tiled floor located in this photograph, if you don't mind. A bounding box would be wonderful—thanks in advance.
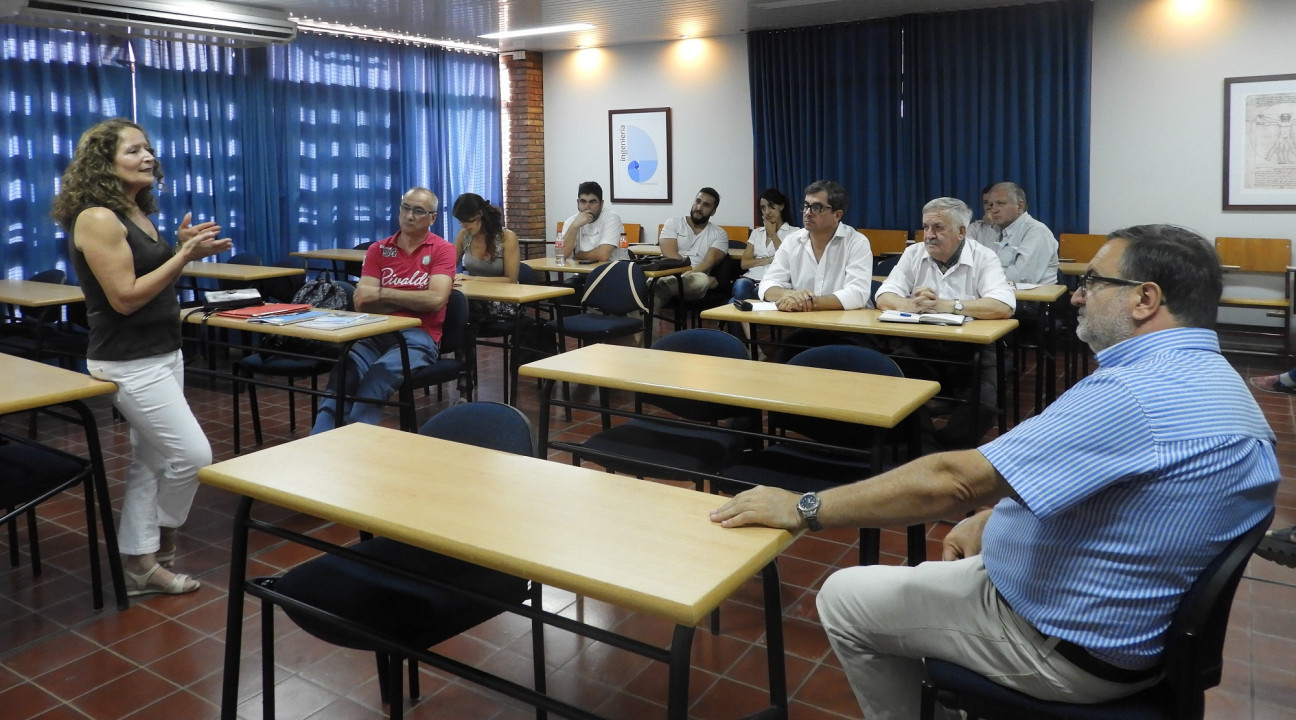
[2,332,1295,720]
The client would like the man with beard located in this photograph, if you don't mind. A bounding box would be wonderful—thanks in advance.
[652,187,730,309]
[712,225,1278,720]
[559,180,629,264]
[876,197,1015,447]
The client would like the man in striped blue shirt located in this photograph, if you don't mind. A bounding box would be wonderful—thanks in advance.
[711,225,1278,720]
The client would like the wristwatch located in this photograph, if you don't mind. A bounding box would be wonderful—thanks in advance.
[953,299,965,315]
[797,492,823,532]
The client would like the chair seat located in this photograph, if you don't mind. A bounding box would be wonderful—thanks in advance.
[553,313,642,340]
[720,444,872,493]
[269,537,529,651]
[0,442,88,510]
[236,353,332,375]
[578,419,748,477]
[405,357,467,387]
[923,658,1170,720]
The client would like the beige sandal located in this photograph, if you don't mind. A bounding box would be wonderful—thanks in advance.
[125,563,200,597]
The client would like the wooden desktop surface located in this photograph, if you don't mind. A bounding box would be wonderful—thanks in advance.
[0,353,116,415]
[181,262,305,281]
[181,308,420,342]
[519,343,940,428]
[523,257,692,279]
[1014,283,1068,303]
[630,244,745,260]
[199,422,796,627]
[0,279,86,307]
[700,305,1017,344]
[1059,261,1088,277]
[290,248,367,264]
[456,279,574,303]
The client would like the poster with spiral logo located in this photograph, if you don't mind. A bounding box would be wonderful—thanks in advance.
[1225,74,1296,210]
[609,108,672,203]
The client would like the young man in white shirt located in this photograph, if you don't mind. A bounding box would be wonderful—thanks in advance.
[560,180,629,264]
[652,187,729,309]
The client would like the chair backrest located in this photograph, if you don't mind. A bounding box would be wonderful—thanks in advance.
[656,223,664,242]
[21,269,69,322]
[641,329,751,421]
[517,261,538,285]
[623,223,641,244]
[29,269,66,285]
[344,241,375,278]
[777,345,904,445]
[580,260,648,315]
[418,401,535,456]
[1162,507,1274,718]
[860,229,908,255]
[721,225,751,247]
[439,289,469,354]
[1215,237,1292,273]
[1058,233,1106,264]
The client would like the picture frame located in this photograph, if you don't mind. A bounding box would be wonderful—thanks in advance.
[1224,73,1296,210]
[608,107,672,203]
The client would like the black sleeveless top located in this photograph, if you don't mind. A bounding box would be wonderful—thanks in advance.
[70,211,181,361]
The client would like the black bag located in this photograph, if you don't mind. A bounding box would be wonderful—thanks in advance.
[259,274,350,358]
[638,256,690,272]
[514,318,558,365]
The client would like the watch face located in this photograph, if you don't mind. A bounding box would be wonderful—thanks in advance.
[798,493,820,513]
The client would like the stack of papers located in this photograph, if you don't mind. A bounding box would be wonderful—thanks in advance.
[246,310,330,325]
[295,314,388,330]
[877,310,970,326]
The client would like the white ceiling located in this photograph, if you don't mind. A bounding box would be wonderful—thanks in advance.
[261,0,1046,51]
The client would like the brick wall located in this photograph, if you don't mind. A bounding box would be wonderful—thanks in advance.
[500,51,546,241]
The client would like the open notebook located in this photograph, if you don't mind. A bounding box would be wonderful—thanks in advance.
[878,310,970,326]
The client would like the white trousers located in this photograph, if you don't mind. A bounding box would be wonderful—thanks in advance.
[815,556,1159,720]
[87,350,211,556]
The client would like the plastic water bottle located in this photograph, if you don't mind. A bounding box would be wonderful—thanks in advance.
[554,232,566,266]
[618,231,628,250]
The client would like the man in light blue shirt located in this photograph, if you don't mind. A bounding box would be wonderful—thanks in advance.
[711,224,1278,720]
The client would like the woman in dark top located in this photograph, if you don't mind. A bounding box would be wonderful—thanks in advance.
[52,118,231,597]
[452,193,520,323]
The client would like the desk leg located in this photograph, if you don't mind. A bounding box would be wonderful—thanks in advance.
[666,624,697,720]
[536,379,555,459]
[220,496,253,720]
[70,400,127,610]
[761,561,789,719]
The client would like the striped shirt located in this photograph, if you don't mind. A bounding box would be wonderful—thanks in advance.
[979,327,1277,669]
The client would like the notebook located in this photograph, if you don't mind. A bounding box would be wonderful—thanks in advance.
[295,314,389,330]
[246,310,331,325]
[877,310,970,326]
[216,303,313,320]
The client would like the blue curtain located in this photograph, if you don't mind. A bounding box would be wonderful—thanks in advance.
[902,1,1092,234]
[0,25,132,280]
[748,0,1092,234]
[133,39,281,262]
[268,34,501,252]
[749,19,905,229]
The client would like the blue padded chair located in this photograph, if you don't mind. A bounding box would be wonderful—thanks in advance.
[232,281,355,453]
[549,260,648,347]
[559,329,755,490]
[919,509,1274,720]
[471,263,546,402]
[720,345,925,565]
[252,402,542,719]
[398,289,474,430]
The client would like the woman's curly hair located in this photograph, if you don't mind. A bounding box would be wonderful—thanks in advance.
[51,118,164,232]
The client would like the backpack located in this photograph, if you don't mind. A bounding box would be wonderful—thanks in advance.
[258,274,351,359]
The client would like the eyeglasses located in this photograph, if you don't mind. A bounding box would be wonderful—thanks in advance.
[802,203,833,215]
[398,203,434,218]
[1077,270,1145,294]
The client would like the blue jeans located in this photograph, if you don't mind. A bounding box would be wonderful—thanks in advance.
[311,328,440,433]
[732,277,760,302]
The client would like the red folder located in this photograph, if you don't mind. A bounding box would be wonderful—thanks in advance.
[216,303,313,319]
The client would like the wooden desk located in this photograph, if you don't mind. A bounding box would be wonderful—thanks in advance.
[182,308,422,452]
[0,354,126,610]
[0,279,86,307]
[289,248,367,275]
[180,261,305,282]
[456,280,574,402]
[1059,261,1088,277]
[207,423,796,720]
[700,305,1017,445]
[523,256,693,279]
[631,244,746,260]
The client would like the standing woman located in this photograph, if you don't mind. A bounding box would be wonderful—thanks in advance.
[52,118,231,596]
[732,188,795,301]
[452,193,520,322]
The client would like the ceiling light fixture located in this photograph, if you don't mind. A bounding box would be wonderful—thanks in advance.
[480,23,594,39]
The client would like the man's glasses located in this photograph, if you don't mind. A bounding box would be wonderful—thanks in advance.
[1077,270,1144,294]
[399,203,434,218]
[802,203,833,215]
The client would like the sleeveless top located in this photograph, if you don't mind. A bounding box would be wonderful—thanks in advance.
[70,210,181,361]
[462,235,506,277]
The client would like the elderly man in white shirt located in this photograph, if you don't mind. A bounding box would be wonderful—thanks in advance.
[973,181,1059,286]
[877,196,1014,448]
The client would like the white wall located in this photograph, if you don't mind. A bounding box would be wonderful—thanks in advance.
[1090,0,1296,242]
[543,35,755,241]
